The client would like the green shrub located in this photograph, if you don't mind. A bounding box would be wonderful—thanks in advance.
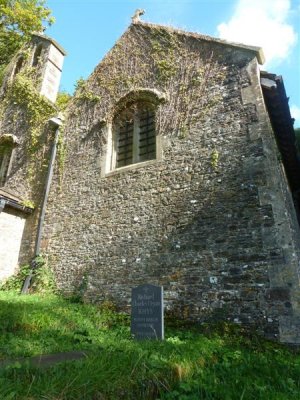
[0,255,56,293]
[0,264,31,291]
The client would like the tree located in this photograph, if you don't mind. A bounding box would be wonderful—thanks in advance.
[0,0,54,77]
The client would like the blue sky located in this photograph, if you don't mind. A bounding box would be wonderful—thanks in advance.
[46,0,300,127]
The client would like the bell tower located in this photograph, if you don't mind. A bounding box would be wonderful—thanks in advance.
[30,33,66,103]
[1,32,66,103]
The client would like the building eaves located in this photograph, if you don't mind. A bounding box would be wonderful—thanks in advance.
[136,21,265,65]
[0,189,33,214]
[261,71,300,195]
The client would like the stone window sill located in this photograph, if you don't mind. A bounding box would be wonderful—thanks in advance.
[105,159,160,177]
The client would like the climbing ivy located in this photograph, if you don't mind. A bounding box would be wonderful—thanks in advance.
[0,67,68,186]
[5,67,56,154]
[21,199,35,208]
[56,91,72,111]
[0,255,56,293]
[74,77,101,103]
[74,23,226,141]
[150,27,179,83]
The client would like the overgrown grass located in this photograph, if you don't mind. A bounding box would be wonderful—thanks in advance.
[0,291,300,399]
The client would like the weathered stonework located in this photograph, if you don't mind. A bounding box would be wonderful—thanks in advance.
[0,33,65,272]
[1,20,300,343]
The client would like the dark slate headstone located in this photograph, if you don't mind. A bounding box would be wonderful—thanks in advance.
[131,284,164,340]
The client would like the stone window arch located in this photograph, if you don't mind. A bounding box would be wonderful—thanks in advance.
[32,43,43,67]
[113,101,156,168]
[103,88,166,175]
[13,56,24,78]
[0,135,19,186]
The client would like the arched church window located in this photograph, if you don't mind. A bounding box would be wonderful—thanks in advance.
[113,101,156,169]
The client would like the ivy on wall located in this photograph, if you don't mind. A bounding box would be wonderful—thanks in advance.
[74,78,101,103]
[0,67,66,187]
[69,23,227,144]
[5,68,56,153]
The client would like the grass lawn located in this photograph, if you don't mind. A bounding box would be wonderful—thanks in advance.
[0,290,300,399]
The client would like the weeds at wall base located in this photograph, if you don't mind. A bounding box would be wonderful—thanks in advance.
[0,255,56,294]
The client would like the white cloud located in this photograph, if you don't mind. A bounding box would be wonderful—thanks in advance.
[290,105,300,127]
[217,0,298,67]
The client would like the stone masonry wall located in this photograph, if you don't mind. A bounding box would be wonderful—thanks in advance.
[42,23,300,341]
[0,36,57,268]
[0,102,53,268]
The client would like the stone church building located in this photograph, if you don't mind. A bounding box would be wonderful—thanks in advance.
[1,14,300,342]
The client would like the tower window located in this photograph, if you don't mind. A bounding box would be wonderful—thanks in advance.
[13,56,24,78]
[0,144,13,186]
[0,135,18,186]
[32,44,43,67]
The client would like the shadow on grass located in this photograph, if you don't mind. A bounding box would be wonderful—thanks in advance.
[0,292,300,400]
[0,293,116,357]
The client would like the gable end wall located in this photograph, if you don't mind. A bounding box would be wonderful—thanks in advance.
[40,26,300,342]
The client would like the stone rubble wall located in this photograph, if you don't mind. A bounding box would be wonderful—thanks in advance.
[0,36,58,268]
[0,102,52,267]
[5,24,299,342]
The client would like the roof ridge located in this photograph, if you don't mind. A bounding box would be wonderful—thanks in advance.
[135,20,265,65]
